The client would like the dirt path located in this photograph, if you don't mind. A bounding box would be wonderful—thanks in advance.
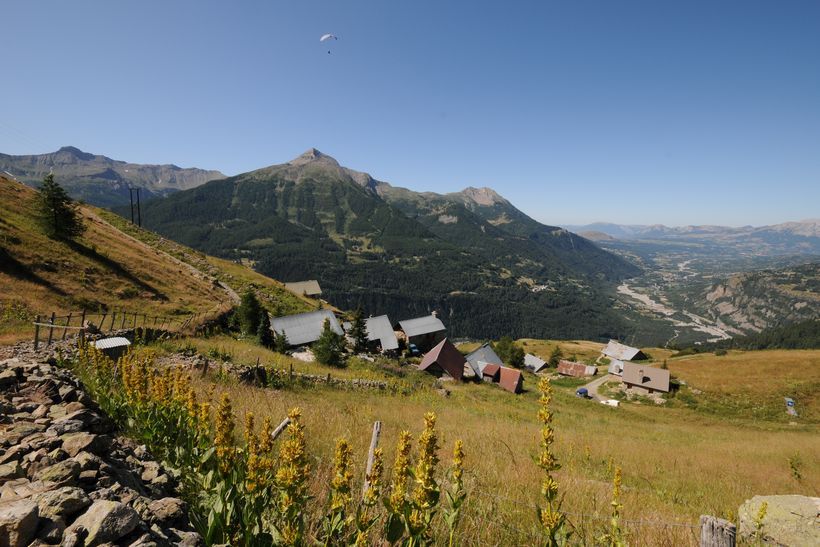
[581,373,614,402]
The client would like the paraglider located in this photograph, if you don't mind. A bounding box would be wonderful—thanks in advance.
[320,33,338,54]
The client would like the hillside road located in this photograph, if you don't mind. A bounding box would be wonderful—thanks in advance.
[581,373,614,402]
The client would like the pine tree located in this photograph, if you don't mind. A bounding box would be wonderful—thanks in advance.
[494,336,525,368]
[36,174,85,240]
[273,329,289,353]
[548,346,563,367]
[257,311,273,348]
[313,319,346,367]
[237,289,262,335]
[349,308,369,353]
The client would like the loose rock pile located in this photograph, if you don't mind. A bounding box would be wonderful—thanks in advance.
[0,357,201,547]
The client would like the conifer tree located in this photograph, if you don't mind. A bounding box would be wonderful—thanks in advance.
[494,336,524,368]
[349,308,369,353]
[257,310,273,348]
[237,289,262,335]
[314,319,346,367]
[548,346,563,367]
[36,173,85,240]
[273,329,289,353]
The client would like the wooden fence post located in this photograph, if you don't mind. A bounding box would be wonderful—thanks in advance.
[110,310,117,331]
[33,315,41,350]
[80,309,86,331]
[362,421,382,495]
[99,312,108,332]
[271,417,291,442]
[46,312,56,346]
[700,515,736,547]
[120,310,127,329]
[61,312,72,340]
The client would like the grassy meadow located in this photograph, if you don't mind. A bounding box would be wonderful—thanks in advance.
[134,337,820,546]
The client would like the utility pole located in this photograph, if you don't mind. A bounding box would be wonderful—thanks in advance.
[129,188,135,224]
[136,188,142,227]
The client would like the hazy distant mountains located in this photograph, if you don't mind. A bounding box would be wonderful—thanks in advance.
[132,148,641,340]
[568,221,820,255]
[0,146,224,207]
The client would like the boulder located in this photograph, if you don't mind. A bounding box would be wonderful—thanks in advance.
[31,458,80,486]
[33,486,90,518]
[60,432,110,457]
[0,461,23,483]
[67,499,140,545]
[738,495,820,546]
[0,498,39,547]
[148,497,186,523]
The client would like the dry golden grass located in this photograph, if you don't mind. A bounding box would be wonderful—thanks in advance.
[180,342,820,546]
[0,176,228,343]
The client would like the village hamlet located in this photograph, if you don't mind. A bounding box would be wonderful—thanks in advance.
[394,313,446,353]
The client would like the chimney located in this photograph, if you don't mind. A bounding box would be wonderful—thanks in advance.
[431,310,439,318]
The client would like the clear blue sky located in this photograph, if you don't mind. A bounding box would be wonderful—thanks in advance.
[2,0,819,226]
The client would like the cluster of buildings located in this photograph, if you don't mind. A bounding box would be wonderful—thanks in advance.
[275,281,670,397]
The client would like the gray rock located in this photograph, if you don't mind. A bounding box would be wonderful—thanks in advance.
[0,369,18,388]
[0,498,39,547]
[67,500,140,546]
[47,419,86,436]
[140,461,160,482]
[0,460,23,483]
[35,514,65,543]
[73,451,103,471]
[738,494,820,546]
[147,497,186,523]
[1,422,45,445]
[0,446,24,465]
[34,486,90,518]
[60,432,110,457]
[31,458,80,486]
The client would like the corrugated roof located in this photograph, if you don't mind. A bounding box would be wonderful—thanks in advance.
[524,353,547,373]
[398,315,446,338]
[557,360,597,378]
[481,363,501,379]
[270,310,342,347]
[465,343,502,376]
[498,366,523,394]
[602,340,646,361]
[419,338,464,380]
[284,280,322,296]
[622,363,670,393]
[91,337,131,350]
[365,315,399,351]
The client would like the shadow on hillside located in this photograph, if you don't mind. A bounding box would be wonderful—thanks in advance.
[0,247,67,296]
[65,240,168,301]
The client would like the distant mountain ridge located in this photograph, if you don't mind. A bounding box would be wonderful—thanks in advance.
[132,148,644,340]
[567,220,820,255]
[0,146,224,207]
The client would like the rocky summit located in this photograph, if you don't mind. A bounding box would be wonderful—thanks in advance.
[0,355,200,546]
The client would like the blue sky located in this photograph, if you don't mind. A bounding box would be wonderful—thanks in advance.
[2,0,818,226]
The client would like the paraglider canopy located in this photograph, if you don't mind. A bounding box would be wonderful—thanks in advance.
[319,33,337,42]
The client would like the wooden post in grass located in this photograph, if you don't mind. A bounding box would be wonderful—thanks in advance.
[289,363,293,384]
[46,312,56,346]
[699,515,736,547]
[99,312,108,333]
[362,421,382,495]
[271,416,291,442]
[79,309,86,331]
[110,310,117,332]
[33,315,41,350]
[120,310,127,329]
[61,312,72,340]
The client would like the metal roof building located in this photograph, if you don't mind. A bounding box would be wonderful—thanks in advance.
[284,280,322,297]
[498,366,524,394]
[343,315,399,352]
[270,309,342,347]
[91,337,131,360]
[524,353,548,373]
[556,360,597,378]
[602,340,646,361]
[397,315,446,338]
[464,343,503,376]
[418,338,465,381]
[608,359,625,376]
[622,362,670,394]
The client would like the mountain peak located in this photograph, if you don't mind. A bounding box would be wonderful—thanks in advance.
[459,186,507,206]
[56,146,95,161]
[289,148,340,167]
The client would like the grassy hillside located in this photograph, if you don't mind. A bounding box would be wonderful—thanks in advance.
[0,174,312,343]
[128,336,820,545]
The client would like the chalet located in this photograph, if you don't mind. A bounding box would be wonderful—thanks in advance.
[464,343,503,377]
[344,315,399,353]
[601,340,647,362]
[524,353,548,373]
[284,280,322,297]
[269,309,343,347]
[498,366,523,394]
[481,363,501,382]
[556,360,597,378]
[621,362,670,394]
[418,338,465,381]
[395,314,446,353]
